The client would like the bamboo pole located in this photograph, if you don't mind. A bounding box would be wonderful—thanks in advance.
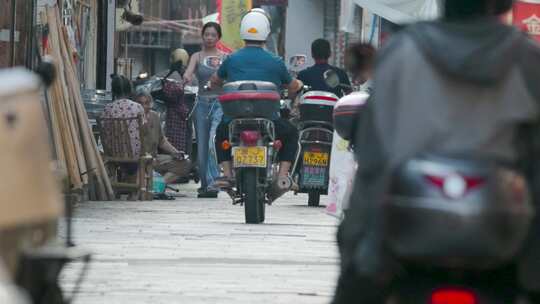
[57,6,114,200]
[45,8,80,181]
[51,7,89,186]
[62,46,112,199]
[42,4,114,199]
[61,29,111,200]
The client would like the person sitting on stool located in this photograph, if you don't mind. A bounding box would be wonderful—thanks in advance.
[135,92,191,185]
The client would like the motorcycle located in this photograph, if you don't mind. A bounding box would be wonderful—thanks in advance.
[218,81,290,224]
[288,63,353,207]
[292,89,338,206]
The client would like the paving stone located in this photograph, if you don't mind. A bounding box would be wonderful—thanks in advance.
[59,183,340,304]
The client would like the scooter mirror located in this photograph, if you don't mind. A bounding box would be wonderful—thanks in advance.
[202,56,223,69]
[323,69,340,89]
[288,54,307,71]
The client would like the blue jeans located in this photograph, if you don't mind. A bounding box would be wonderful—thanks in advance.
[194,96,223,191]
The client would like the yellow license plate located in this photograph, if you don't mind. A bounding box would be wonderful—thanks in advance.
[233,147,267,168]
[303,151,329,167]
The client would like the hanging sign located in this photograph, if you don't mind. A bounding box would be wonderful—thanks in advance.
[217,0,253,53]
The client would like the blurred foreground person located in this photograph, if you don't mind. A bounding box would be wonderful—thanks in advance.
[333,0,540,303]
[326,43,375,218]
[344,43,376,92]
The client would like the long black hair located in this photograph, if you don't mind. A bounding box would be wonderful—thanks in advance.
[202,22,222,39]
[444,0,513,20]
[111,74,133,100]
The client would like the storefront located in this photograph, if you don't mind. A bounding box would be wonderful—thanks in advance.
[348,0,439,24]
[113,0,215,79]
[340,0,438,47]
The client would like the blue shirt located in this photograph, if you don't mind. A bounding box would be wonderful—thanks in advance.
[217,47,292,121]
[217,47,293,88]
[297,63,351,97]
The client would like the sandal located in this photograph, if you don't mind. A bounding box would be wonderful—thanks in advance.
[211,176,235,190]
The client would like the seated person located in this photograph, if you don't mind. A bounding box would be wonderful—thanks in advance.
[101,75,145,182]
[102,75,145,158]
[210,9,303,187]
[135,92,191,184]
[297,39,352,98]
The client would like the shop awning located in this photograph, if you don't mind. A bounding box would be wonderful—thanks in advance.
[352,0,440,23]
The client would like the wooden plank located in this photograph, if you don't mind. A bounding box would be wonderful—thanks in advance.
[45,7,83,189]
[43,5,114,199]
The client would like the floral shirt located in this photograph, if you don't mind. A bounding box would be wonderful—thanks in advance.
[102,98,145,157]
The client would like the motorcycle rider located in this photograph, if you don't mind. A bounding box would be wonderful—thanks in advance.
[333,0,540,303]
[297,38,352,97]
[210,8,303,187]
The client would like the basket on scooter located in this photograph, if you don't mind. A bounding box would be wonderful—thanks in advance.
[299,91,339,123]
[220,81,280,119]
[383,154,534,269]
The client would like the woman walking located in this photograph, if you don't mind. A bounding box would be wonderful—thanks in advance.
[183,22,226,198]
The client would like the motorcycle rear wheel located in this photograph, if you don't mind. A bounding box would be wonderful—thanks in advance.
[242,168,265,224]
[308,190,321,207]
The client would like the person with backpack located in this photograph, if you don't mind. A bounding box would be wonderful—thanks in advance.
[333,1,540,303]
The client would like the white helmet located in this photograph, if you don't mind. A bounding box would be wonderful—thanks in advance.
[240,8,271,42]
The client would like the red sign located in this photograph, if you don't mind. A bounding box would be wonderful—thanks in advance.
[513,0,540,42]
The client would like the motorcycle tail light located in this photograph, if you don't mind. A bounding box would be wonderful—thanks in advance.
[425,174,485,199]
[430,288,477,304]
[221,140,231,150]
[273,140,283,150]
[240,131,261,146]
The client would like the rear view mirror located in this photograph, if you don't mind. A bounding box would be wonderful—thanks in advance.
[202,56,223,69]
[289,55,307,71]
[323,69,340,89]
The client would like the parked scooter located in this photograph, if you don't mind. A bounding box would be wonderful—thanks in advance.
[218,81,290,224]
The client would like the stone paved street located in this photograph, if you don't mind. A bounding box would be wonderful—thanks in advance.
[60,184,339,304]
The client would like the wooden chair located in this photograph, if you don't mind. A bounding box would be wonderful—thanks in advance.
[97,115,153,200]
